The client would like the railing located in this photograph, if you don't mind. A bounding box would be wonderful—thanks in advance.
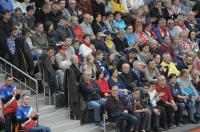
[0,57,39,112]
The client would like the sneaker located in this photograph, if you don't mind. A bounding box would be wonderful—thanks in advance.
[189,120,199,124]
[176,123,183,127]
[95,121,101,126]
[168,125,176,129]
[160,128,168,131]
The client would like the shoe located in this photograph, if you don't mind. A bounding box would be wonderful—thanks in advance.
[160,128,168,131]
[94,121,101,126]
[189,120,198,124]
[168,125,176,129]
[176,123,183,127]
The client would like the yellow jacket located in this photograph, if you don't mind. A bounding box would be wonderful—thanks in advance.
[110,0,125,13]
[161,61,180,76]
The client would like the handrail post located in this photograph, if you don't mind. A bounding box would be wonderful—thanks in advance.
[35,80,39,113]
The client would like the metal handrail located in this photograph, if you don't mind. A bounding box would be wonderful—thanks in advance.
[0,57,39,112]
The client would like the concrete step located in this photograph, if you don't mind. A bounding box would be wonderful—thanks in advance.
[62,123,102,132]
[34,104,55,115]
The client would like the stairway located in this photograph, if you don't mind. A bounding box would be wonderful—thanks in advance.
[0,74,102,132]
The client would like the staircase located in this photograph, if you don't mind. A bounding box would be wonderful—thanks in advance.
[0,58,102,132]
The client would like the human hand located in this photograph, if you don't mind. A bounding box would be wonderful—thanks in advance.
[124,110,128,113]
[153,108,160,116]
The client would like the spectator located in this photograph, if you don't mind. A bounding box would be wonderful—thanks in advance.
[168,73,198,124]
[0,9,12,38]
[176,69,200,119]
[95,69,111,96]
[106,86,137,132]
[156,75,177,129]
[56,17,76,41]
[144,59,160,82]
[103,12,117,34]
[91,0,106,17]
[66,0,82,19]
[160,52,180,76]
[63,36,75,61]
[59,0,71,22]
[31,23,49,50]
[35,3,51,24]
[113,29,129,54]
[113,11,127,30]
[71,16,84,42]
[105,51,118,70]
[162,0,175,20]
[0,75,21,132]
[79,69,107,126]
[125,25,137,46]
[167,19,176,39]
[193,50,200,73]
[132,60,145,87]
[104,31,117,52]
[21,0,31,13]
[188,30,199,53]
[176,55,193,71]
[80,54,97,79]
[16,94,51,132]
[12,7,25,33]
[134,22,148,44]
[91,13,107,35]
[138,44,152,64]
[150,1,163,23]
[152,18,169,44]
[48,2,63,28]
[118,63,136,91]
[44,21,59,49]
[81,34,96,53]
[24,5,35,31]
[80,14,95,39]
[127,88,151,132]
[93,32,108,52]
[174,15,189,37]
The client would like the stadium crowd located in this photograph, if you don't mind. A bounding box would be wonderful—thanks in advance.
[0,0,200,131]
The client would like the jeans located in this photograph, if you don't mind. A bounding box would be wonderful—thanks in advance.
[113,112,137,132]
[131,111,151,131]
[4,113,17,132]
[152,106,167,129]
[175,102,185,123]
[185,100,195,121]
[29,125,51,132]
[87,98,107,122]
[56,70,65,92]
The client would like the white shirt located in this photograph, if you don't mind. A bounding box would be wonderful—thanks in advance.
[148,90,158,107]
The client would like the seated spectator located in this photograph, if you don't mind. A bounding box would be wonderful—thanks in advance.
[153,54,162,72]
[31,23,49,50]
[44,21,59,49]
[127,88,151,132]
[193,50,200,73]
[148,81,168,131]
[134,22,149,44]
[81,34,96,54]
[21,0,32,13]
[188,30,199,53]
[168,73,198,124]
[160,52,180,76]
[71,16,84,42]
[150,1,163,23]
[16,94,51,132]
[95,50,110,78]
[113,29,129,54]
[138,44,152,64]
[105,51,119,70]
[125,25,137,46]
[106,86,137,132]
[59,0,71,22]
[12,7,25,32]
[80,54,97,79]
[159,36,177,62]
[91,0,106,18]
[110,0,126,13]
[113,11,127,30]
[118,63,136,91]
[67,0,82,19]
[80,69,107,126]
[63,36,75,60]
[156,75,177,129]
[132,60,146,87]
[48,2,63,28]
[143,22,156,40]
[93,32,109,52]
[190,69,200,93]
[172,0,184,18]
[144,59,160,82]
[162,0,175,21]
[24,5,35,31]
[167,19,176,39]
[104,31,118,52]
[177,55,193,71]
[103,12,118,34]
[80,14,95,39]
[95,70,111,96]
[0,9,12,38]
[185,11,199,32]
[149,39,159,55]
[108,67,128,97]
[91,13,107,35]
[176,69,200,119]
[76,0,93,15]
[174,15,189,37]
[34,3,51,24]
[56,17,76,41]
[152,18,169,44]
[117,48,138,71]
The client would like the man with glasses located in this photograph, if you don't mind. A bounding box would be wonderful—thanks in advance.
[106,86,137,132]
[0,75,21,132]
[156,75,177,129]
[16,94,51,132]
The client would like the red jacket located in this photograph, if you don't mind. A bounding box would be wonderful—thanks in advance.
[156,84,174,103]
[96,79,111,94]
